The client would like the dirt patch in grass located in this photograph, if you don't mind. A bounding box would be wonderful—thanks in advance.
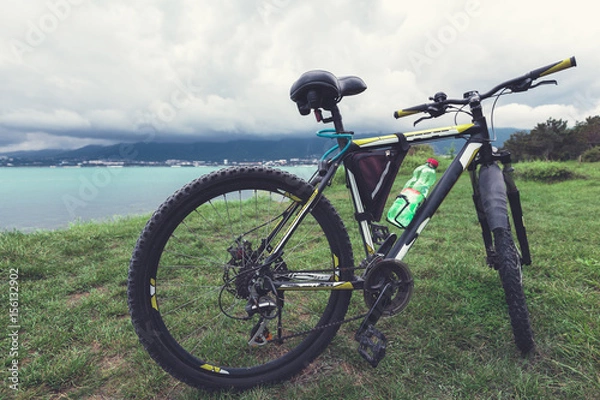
[66,292,90,307]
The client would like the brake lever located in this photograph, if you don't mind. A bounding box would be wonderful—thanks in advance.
[530,79,558,89]
[413,115,433,126]
[508,78,533,92]
[414,103,448,126]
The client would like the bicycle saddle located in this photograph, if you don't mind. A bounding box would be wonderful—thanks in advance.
[290,70,367,115]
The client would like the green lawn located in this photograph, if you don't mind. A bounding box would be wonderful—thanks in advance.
[1,161,599,399]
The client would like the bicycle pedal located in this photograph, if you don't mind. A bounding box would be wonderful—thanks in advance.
[371,223,391,246]
[356,325,387,367]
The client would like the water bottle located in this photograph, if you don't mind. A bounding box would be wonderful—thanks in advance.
[387,158,438,228]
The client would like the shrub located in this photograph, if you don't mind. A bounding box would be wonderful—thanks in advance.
[514,162,587,183]
[581,146,600,162]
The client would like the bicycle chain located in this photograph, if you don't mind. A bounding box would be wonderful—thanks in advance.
[246,257,375,344]
[267,313,367,343]
[262,256,397,343]
[263,262,373,343]
[260,257,385,343]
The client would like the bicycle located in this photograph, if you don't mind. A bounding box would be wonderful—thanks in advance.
[127,57,577,390]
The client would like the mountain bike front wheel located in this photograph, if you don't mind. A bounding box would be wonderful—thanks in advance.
[479,164,535,355]
[492,226,535,354]
[127,166,354,390]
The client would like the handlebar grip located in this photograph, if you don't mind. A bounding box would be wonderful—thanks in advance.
[394,110,419,119]
[394,106,426,119]
[528,56,577,79]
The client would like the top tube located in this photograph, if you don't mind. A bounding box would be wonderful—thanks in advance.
[351,123,476,149]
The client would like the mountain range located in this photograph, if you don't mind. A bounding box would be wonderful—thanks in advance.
[2,128,520,163]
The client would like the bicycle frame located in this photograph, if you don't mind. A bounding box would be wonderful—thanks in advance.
[269,120,492,292]
[127,59,573,386]
[265,78,535,295]
[347,122,483,261]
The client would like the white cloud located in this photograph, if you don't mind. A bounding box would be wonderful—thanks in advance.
[0,0,597,152]
[0,108,90,131]
[0,131,113,153]
[493,103,579,129]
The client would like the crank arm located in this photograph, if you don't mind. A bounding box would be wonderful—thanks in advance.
[354,282,393,367]
[355,282,393,338]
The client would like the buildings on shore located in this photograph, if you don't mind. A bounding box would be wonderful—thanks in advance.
[0,156,318,168]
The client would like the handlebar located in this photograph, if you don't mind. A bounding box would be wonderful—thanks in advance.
[394,56,577,121]
[527,56,577,79]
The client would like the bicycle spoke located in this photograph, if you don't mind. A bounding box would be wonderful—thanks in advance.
[129,167,353,389]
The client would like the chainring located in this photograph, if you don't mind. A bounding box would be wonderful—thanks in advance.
[363,259,414,317]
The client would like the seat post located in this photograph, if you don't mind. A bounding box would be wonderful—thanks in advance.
[330,105,345,133]
[328,105,349,150]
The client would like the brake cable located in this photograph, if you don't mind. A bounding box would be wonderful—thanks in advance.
[489,89,509,142]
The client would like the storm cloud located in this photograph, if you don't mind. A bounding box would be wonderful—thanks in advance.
[0,0,597,152]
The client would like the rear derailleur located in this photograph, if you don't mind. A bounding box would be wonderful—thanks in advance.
[244,276,282,346]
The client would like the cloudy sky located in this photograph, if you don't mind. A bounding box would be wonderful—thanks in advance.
[0,0,597,153]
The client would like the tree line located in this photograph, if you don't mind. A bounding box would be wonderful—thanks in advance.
[502,116,600,162]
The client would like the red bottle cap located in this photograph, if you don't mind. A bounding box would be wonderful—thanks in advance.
[427,158,439,168]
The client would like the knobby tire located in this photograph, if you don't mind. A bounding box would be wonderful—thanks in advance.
[127,167,354,390]
[479,164,535,355]
[493,227,536,354]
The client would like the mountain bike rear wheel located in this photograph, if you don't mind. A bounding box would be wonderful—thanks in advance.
[127,167,354,390]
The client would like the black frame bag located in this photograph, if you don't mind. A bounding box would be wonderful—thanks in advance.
[344,141,408,222]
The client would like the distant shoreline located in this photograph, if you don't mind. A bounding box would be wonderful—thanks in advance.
[0,161,319,168]
[0,165,317,232]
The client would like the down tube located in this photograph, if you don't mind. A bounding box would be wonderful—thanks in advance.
[388,140,483,261]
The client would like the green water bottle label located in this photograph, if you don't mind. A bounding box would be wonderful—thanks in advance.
[386,159,438,229]
[387,188,423,228]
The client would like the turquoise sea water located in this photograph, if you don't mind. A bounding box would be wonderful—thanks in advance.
[0,166,316,232]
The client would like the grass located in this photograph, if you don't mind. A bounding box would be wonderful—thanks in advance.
[1,161,599,399]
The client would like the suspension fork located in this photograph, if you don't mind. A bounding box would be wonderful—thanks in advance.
[500,153,532,265]
[469,164,495,266]
[470,151,531,266]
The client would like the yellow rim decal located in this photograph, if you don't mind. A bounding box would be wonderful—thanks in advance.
[284,192,302,202]
[200,364,230,375]
[150,278,158,310]
[332,253,341,281]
